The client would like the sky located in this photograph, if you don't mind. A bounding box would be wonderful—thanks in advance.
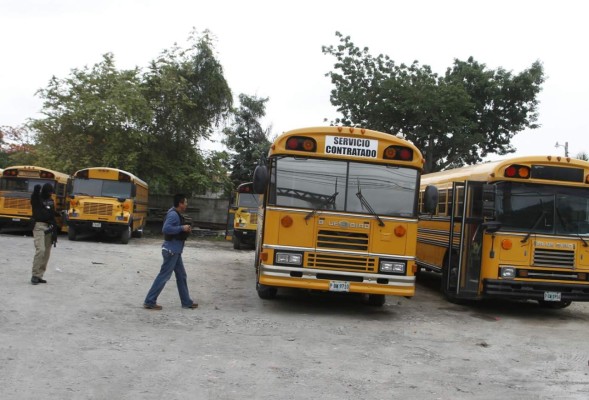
[1,0,588,160]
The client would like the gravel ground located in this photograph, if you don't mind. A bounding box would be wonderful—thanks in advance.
[1,232,588,400]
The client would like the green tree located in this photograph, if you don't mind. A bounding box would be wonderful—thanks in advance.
[30,30,233,195]
[31,53,150,174]
[222,94,272,188]
[322,32,545,172]
[141,29,233,194]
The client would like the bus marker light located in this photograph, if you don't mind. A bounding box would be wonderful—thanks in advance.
[394,225,406,237]
[261,252,268,262]
[281,215,293,228]
[501,239,512,250]
[578,273,587,281]
[518,270,529,278]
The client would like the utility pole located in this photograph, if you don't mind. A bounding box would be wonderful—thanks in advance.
[555,141,569,157]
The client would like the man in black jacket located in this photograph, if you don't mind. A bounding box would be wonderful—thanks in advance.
[30,183,57,285]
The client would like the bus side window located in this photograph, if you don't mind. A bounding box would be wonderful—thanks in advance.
[438,190,447,216]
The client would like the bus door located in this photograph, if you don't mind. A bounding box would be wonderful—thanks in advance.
[445,181,486,299]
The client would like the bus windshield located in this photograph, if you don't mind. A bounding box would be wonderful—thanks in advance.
[270,157,419,218]
[0,178,53,192]
[73,179,133,198]
[496,182,589,235]
[238,193,259,208]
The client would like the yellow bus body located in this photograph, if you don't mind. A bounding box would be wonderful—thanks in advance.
[0,165,70,232]
[66,167,148,244]
[230,182,260,250]
[417,156,589,307]
[255,126,425,305]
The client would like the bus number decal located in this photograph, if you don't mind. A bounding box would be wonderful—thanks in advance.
[325,136,378,158]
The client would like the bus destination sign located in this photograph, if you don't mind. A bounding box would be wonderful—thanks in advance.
[325,136,378,158]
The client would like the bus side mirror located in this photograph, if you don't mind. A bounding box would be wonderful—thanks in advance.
[482,184,496,219]
[252,165,268,194]
[66,180,73,195]
[423,185,439,214]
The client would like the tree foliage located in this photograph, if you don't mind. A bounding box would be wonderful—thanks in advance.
[223,94,272,188]
[0,125,38,167]
[141,30,233,194]
[30,30,233,195]
[322,32,545,172]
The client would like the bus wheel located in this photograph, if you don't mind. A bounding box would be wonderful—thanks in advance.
[257,281,277,299]
[538,299,572,309]
[233,235,242,250]
[68,226,76,241]
[367,294,385,307]
[121,225,131,244]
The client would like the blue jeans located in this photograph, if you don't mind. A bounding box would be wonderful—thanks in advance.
[144,249,193,307]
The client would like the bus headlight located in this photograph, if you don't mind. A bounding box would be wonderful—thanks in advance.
[380,260,406,274]
[275,252,303,266]
[500,266,516,279]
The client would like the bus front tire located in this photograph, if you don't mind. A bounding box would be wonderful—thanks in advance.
[121,225,131,244]
[367,294,385,307]
[257,281,277,299]
[68,227,76,241]
[233,235,242,250]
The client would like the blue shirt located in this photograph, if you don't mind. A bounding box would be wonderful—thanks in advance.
[162,207,186,254]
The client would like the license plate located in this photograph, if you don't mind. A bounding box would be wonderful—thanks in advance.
[544,291,561,302]
[329,281,350,292]
[12,218,21,222]
[92,222,102,228]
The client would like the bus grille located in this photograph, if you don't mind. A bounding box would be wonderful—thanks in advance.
[83,202,113,216]
[533,248,575,268]
[308,253,376,272]
[4,198,31,210]
[317,229,369,251]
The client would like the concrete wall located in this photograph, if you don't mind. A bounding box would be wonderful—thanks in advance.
[148,194,230,230]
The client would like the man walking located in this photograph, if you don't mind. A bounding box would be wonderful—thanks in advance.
[143,194,198,310]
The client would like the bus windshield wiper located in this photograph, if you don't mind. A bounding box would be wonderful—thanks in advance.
[304,190,339,220]
[520,210,547,244]
[356,180,385,227]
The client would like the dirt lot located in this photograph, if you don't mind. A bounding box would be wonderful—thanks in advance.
[1,232,588,400]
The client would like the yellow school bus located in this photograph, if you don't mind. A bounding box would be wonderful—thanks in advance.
[252,126,428,306]
[417,156,589,308]
[66,167,148,244]
[229,182,260,250]
[0,165,70,232]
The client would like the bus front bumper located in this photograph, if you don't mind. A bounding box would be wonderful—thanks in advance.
[484,279,589,302]
[0,215,34,231]
[68,220,128,235]
[259,264,415,297]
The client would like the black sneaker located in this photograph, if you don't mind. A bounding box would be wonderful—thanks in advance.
[38,278,47,283]
[31,277,40,285]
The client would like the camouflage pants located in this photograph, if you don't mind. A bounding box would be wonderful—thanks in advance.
[32,222,52,278]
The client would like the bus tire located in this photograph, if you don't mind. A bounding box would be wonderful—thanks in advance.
[367,294,385,307]
[257,281,277,299]
[233,235,241,250]
[121,225,131,244]
[68,226,77,241]
[538,299,572,309]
